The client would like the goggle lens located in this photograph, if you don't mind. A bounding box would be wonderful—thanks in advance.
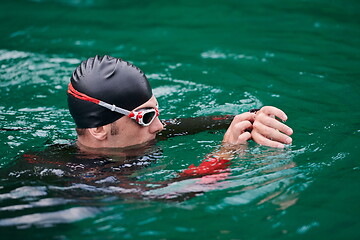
[143,111,156,125]
[130,108,159,127]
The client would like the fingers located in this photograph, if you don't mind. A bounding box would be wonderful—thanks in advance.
[233,112,256,123]
[258,106,288,122]
[254,114,293,136]
[251,106,293,148]
[223,107,293,149]
[223,120,252,145]
[237,131,252,144]
[252,123,293,145]
[252,130,286,148]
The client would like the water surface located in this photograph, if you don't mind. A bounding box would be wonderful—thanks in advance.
[0,0,359,239]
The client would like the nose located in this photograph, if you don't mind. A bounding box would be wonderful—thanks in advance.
[149,117,164,134]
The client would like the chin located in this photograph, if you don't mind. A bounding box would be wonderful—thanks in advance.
[145,135,156,143]
[126,135,156,148]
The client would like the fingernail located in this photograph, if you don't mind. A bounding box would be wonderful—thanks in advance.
[285,137,292,144]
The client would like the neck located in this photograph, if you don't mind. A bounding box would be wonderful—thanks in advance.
[76,139,157,157]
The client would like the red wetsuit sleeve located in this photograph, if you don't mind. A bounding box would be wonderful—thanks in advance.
[179,156,231,178]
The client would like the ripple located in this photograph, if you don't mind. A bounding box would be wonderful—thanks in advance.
[223,177,292,206]
[0,50,30,61]
[201,49,275,62]
[150,73,261,118]
[0,207,100,228]
[0,186,47,200]
[49,183,141,194]
[0,49,78,87]
[0,198,73,211]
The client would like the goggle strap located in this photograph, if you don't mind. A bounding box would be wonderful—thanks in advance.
[68,83,131,117]
[68,83,158,126]
[98,101,131,116]
[68,83,100,104]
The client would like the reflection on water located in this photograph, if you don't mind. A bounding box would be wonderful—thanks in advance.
[0,205,100,228]
[0,142,162,228]
[0,140,304,228]
[145,146,305,210]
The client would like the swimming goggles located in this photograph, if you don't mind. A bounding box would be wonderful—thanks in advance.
[68,83,159,127]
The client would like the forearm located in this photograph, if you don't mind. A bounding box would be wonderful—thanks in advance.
[157,115,234,140]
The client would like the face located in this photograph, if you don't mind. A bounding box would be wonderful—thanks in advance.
[104,95,164,148]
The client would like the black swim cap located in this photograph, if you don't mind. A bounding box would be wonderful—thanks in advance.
[67,55,152,128]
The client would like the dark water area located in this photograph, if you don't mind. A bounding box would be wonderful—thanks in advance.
[0,0,359,239]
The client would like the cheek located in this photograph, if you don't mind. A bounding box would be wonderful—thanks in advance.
[122,123,146,137]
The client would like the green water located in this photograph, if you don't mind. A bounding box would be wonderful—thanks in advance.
[0,0,359,239]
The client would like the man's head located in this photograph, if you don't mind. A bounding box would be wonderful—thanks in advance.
[67,55,163,148]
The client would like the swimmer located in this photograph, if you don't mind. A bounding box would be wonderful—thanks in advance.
[67,55,293,151]
[4,54,294,193]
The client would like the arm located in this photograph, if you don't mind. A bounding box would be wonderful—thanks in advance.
[160,106,293,180]
[178,112,255,178]
[179,106,293,179]
[157,115,234,140]
[155,113,247,178]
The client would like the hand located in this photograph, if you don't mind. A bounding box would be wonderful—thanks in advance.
[251,106,293,148]
[223,112,254,145]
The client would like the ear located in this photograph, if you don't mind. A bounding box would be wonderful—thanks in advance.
[88,126,108,141]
